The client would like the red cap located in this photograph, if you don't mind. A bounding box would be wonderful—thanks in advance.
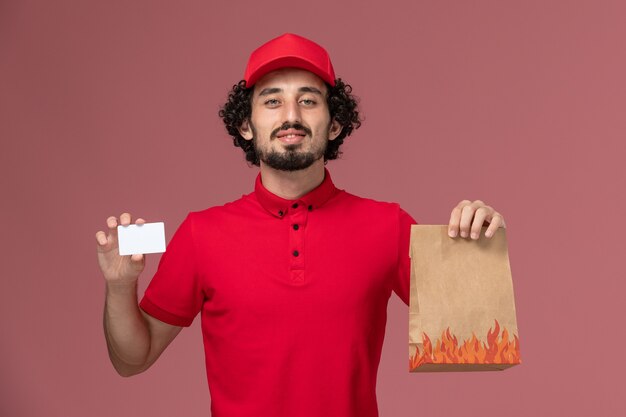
[243,33,336,88]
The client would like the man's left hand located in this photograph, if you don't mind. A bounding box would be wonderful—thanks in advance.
[447,200,506,240]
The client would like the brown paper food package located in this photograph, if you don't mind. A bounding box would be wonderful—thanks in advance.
[409,225,521,372]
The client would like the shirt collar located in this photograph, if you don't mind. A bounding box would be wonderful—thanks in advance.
[254,168,339,218]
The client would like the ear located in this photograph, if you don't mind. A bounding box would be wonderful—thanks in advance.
[238,119,253,141]
[328,119,343,141]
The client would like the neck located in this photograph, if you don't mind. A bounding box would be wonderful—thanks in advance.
[259,159,326,200]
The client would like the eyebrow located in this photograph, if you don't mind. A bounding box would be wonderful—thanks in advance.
[257,86,324,97]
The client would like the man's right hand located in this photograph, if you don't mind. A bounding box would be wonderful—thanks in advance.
[96,212,183,377]
[95,212,146,284]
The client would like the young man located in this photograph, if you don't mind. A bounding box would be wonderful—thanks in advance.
[95,33,506,417]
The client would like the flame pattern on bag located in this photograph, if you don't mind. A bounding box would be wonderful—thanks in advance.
[409,319,521,370]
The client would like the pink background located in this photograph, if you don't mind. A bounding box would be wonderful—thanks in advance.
[1,0,624,416]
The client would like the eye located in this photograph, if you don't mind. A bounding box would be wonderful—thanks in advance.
[300,98,316,106]
[264,98,280,106]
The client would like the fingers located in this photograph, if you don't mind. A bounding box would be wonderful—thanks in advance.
[485,212,506,237]
[458,204,477,238]
[484,213,504,238]
[119,212,132,226]
[94,216,117,251]
[95,213,146,251]
[469,206,491,239]
[95,230,108,247]
[448,200,504,240]
[448,200,471,238]
[130,253,144,265]
[117,213,146,227]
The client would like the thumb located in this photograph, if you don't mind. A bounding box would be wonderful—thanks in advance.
[130,253,145,269]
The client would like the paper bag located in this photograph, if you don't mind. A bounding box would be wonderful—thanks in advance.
[409,225,521,372]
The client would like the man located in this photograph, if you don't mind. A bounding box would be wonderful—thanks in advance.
[95,33,506,417]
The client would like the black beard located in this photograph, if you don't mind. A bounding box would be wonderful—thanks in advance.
[251,122,328,172]
[254,139,328,171]
[259,145,321,171]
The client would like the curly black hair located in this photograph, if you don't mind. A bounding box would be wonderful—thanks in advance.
[218,78,362,166]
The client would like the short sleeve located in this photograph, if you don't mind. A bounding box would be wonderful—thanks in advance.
[392,207,418,306]
[139,213,203,326]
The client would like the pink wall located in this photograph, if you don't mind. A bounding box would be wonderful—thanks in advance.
[1,0,624,416]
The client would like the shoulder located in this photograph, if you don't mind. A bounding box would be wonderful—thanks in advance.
[334,190,402,214]
[183,192,257,227]
[332,190,418,226]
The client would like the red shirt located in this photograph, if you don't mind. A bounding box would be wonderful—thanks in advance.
[140,168,417,417]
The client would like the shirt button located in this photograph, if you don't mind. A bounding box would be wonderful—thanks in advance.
[293,224,299,230]
[308,205,313,211]
[278,210,284,217]
[293,250,299,257]
[292,203,298,209]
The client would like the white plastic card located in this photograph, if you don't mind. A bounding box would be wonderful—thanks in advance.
[117,222,166,256]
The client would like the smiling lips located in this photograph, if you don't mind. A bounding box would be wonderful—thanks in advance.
[276,129,307,144]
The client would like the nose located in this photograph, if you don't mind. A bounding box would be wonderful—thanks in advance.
[281,98,302,124]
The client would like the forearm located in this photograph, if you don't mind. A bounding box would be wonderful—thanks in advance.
[103,281,151,376]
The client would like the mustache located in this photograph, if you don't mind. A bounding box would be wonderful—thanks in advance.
[271,123,312,139]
